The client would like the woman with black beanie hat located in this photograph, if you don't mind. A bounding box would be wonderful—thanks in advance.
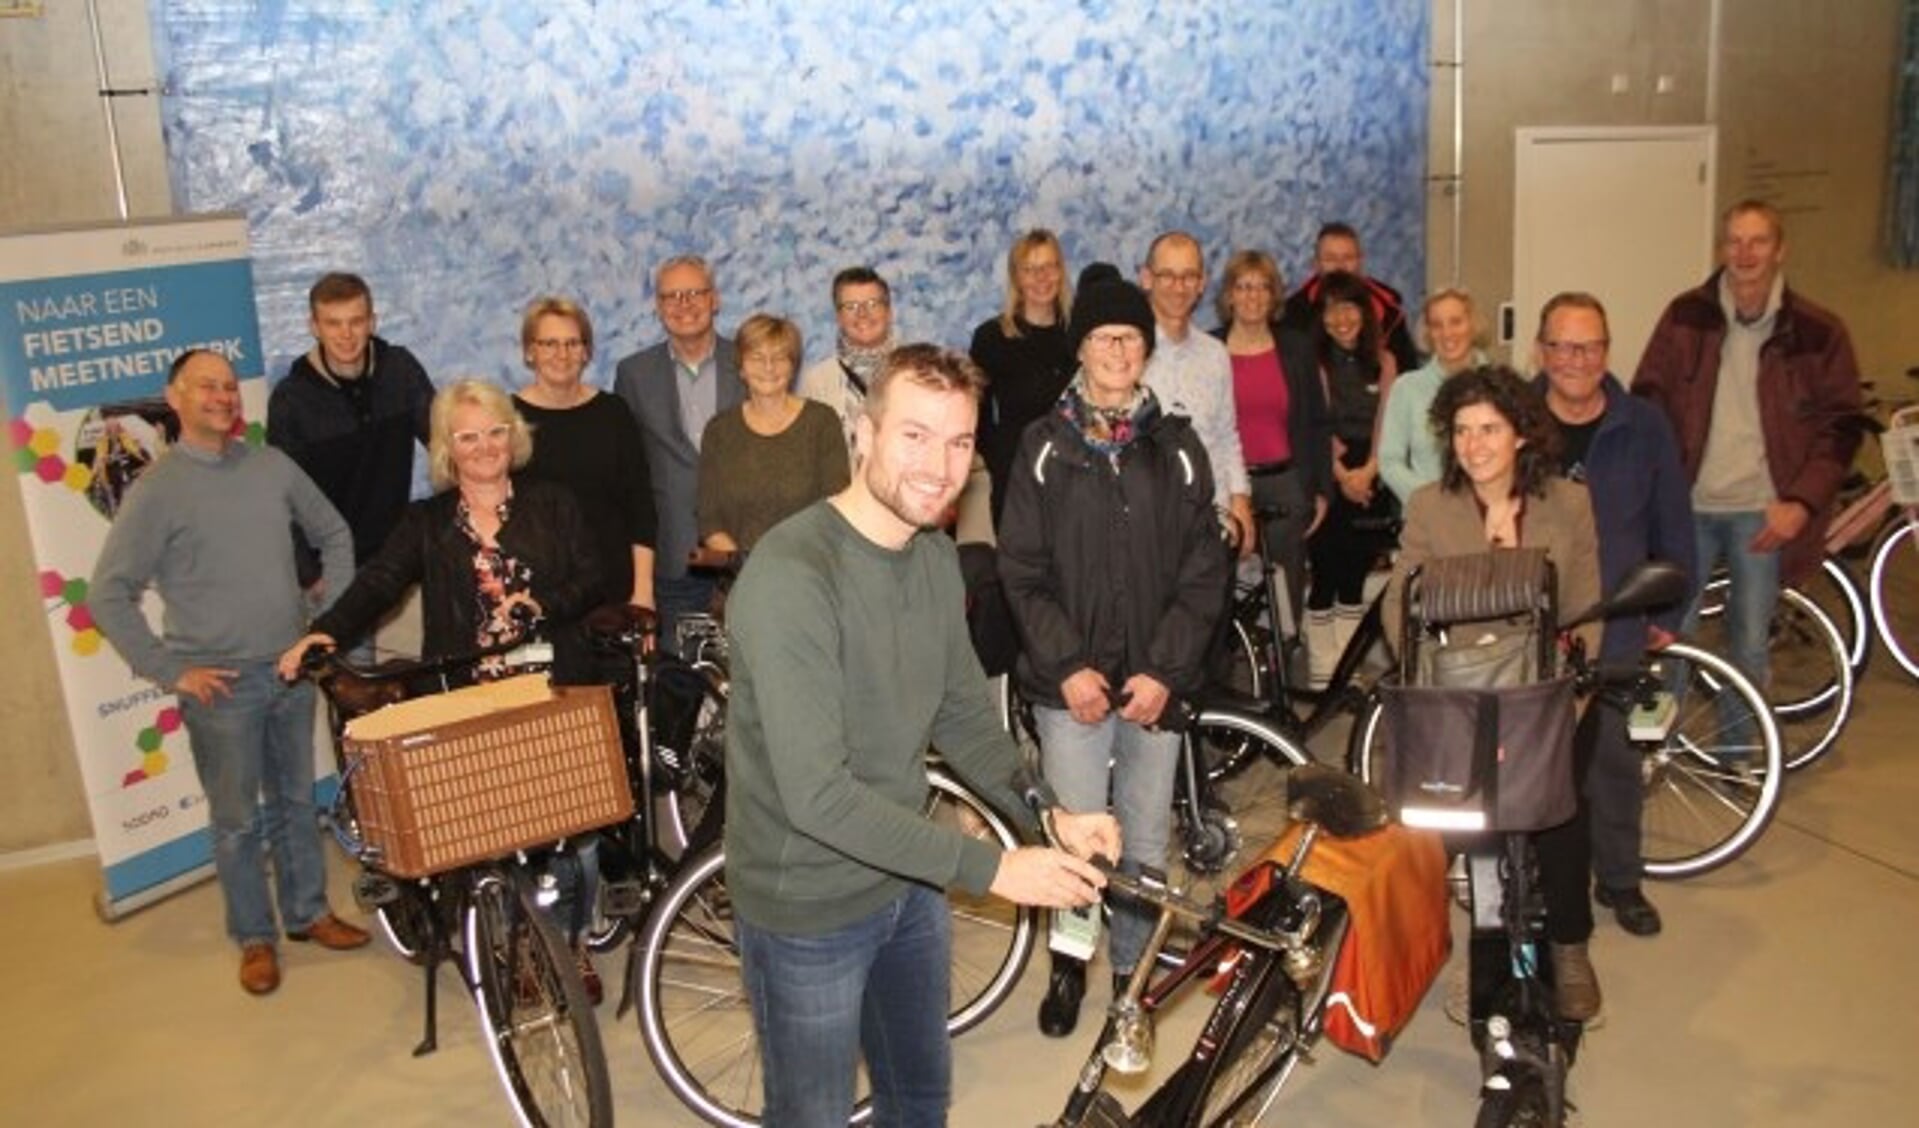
[997,262,1233,1038]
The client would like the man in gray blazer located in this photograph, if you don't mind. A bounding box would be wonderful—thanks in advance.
[614,254,742,648]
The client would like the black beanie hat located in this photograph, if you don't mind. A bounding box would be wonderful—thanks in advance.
[1067,261,1157,361]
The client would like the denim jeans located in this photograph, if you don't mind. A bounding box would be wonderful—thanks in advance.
[738,885,952,1127]
[177,660,330,946]
[1683,510,1780,690]
[1031,705,1178,975]
[655,573,717,660]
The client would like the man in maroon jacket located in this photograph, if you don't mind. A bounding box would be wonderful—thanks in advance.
[1633,199,1862,708]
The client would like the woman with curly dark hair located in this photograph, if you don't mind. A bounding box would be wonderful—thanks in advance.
[1384,363,1605,1023]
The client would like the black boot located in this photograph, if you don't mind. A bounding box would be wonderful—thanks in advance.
[1038,956,1087,1038]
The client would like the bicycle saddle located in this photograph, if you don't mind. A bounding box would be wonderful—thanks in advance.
[1286,763,1390,840]
[584,602,659,645]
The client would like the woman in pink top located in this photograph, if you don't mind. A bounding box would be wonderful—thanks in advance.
[1209,250,1330,652]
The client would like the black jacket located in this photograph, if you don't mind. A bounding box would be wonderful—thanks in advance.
[266,337,434,578]
[312,477,605,683]
[997,406,1231,708]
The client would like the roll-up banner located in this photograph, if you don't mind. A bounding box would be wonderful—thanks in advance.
[0,214,279,918]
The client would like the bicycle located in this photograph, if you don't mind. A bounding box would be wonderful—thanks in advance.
[1351,571,1786,880]
[576,603,729,956]
[1204,502,1397,783]
[1015,761,1443,1128]
[630,760,1037,1127]
[303,647,616,1128]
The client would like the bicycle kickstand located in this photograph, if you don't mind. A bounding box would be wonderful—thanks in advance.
[412,926,447,1057]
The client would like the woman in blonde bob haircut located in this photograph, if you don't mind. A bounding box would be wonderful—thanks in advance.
[425,378,534,491]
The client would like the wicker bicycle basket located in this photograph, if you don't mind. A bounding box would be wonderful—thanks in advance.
[341,681,632,878]
[1887,405,1919,507]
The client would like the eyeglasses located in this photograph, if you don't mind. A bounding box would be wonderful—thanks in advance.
[451,423,512,448]
[659,287,713,306]
[1232,279,1275,294]
[1540,339,1608,360]
[532,338,586,353]
[1151,269,1204,288]
[1018,260,1061,277]
[837,297,889,315]
[1086,330,1147,352]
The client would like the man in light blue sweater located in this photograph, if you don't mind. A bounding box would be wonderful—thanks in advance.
[92,349,368,996]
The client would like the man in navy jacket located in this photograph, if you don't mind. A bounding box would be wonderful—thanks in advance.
[1537,292,1696,938]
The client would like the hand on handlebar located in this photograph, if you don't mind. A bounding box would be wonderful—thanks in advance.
[276,633,337,682]
[988,844,1107,909]
[1051,809,1121,868]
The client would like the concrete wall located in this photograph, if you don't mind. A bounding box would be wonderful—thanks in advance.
[0,0,170,854]
[1435,0,1919,379]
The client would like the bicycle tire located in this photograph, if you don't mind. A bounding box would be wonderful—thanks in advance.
[1702,556,1870,693]
[1641,641,1785,879]
[1193,949,1301,1127]
[636,772,1035,1127]
[465,871,613,1128]
[1160,710,1313,965]
[1473,1068,1556,1128]
[1869,520,1919,681]
[925,767,1039,1035]
[1694,585,1852,771]
[1201,620,1271,782]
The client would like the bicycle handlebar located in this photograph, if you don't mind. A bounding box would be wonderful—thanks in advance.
[1011,766,1319,955]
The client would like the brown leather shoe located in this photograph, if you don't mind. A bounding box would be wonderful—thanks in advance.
[239,943,281,995]
[287,912,371,951]
[1550,941,1603,1022]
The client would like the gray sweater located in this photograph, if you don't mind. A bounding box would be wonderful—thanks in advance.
[91,441,352,687]
[722,500,1036,934]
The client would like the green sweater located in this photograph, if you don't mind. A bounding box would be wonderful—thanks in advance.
[723,500,1035,934]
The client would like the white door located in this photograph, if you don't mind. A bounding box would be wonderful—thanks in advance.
[1512,126,1716,381]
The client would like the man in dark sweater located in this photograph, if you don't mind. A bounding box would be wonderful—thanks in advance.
[724,344,1118,1126]
[266,272,433,590]
[93,350,370,997]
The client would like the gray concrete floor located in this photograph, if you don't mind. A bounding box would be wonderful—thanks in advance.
[3,656,1915,1126]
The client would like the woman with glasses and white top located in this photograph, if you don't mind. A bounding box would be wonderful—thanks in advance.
[510,296,657,612]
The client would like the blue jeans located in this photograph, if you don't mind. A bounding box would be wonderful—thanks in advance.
[1032,705,1178,975]
[178,661,330,946]
[738,885,952,1127]
[1683,510,1780,690]
[655,573,717,660]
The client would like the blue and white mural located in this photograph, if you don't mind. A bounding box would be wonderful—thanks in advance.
[154,0,1428,388]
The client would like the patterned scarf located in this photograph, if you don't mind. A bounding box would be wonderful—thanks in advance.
[838,334,895,391]
[1058,372,1160,458]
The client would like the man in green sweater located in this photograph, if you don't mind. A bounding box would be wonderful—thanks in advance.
[725,343,1118,1127]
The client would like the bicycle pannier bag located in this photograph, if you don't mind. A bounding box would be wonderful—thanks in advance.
[1380,677,1576,833]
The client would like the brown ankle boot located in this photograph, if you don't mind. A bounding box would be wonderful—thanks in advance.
[1550,941,1602,1021]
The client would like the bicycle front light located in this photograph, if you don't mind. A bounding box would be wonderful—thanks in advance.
[1102,998,1155,1075]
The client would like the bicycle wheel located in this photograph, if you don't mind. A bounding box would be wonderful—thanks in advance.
[635,847,773,1128]
[1201,619,1272,783]
[1161,711,1312,962]
[1870,520,1919,681]
[925,767,1038,1034]
[465,871,613,1128]
[1473,1069,1555,1128]
[1193,951,1302,1127]
[1641,641,1785,879]
[1692,585,1852,771]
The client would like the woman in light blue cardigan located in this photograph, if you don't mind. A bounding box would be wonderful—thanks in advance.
[1378,288,1487,506]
